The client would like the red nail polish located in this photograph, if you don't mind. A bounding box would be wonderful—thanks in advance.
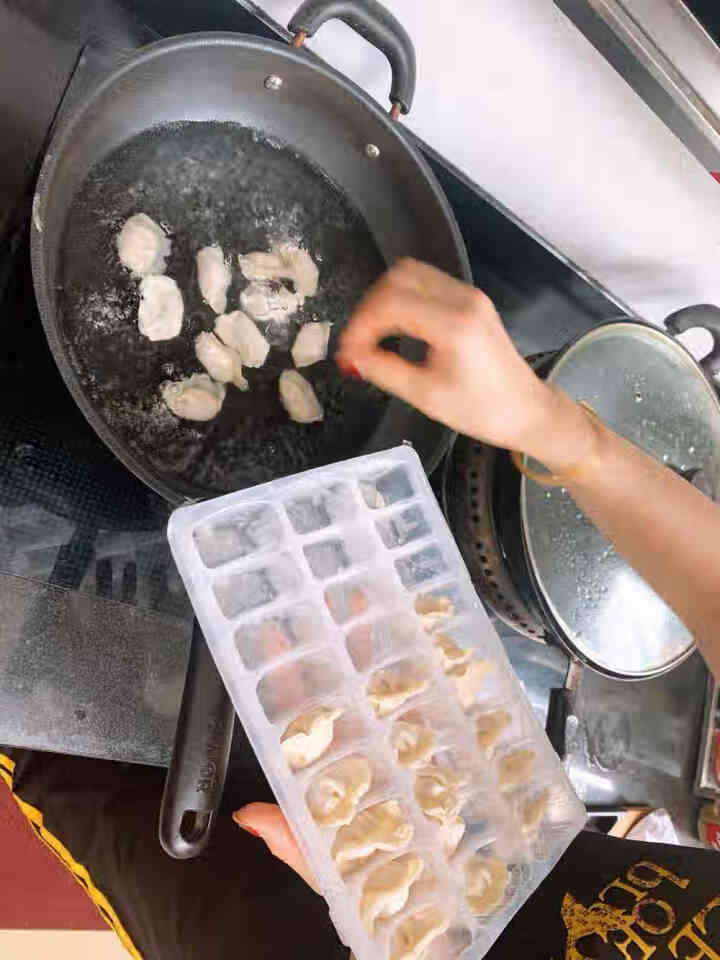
[336,354,359,378]
[234,818,260,837]
[337,357,362,380]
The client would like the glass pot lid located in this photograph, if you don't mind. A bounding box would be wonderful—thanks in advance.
[521,322,720,678]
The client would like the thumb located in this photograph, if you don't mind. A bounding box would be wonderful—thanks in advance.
[233,802,318,893]
[338,347,428,410]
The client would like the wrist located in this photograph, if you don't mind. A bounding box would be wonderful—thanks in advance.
[523,387,600,474]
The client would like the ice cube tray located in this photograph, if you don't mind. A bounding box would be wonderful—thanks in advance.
[168,445,585,960]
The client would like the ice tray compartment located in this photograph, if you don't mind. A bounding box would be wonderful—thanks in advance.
[213,552,302,620]
[168,446,586,960]
[193,503,283,568]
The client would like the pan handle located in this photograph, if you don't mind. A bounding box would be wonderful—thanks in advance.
[159,620,234,859]
[665,304,720,381]
[288,0,416,117]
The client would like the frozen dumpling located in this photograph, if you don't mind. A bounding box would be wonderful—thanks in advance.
[390,906,450,960]
[433,633,474,673]
[414,594,454,630]
[196,246,231,315]
[390,720,435,769]
[138,275,183,341]
[240,281,299,323]
[414,763,466,823]
[522,787,551,834]
[161,373,225,421]
[360,854,424,934]
[476,709,512,753]
[331,800,413,867]
[465,856,508,916]
[306,755,371,827]
[215,310,270,368]
[280,706,342,771]
[117,213,170,276]
[367,664,429,718]
[195,332,248,391]
[440,815,465,857]
[497,748,536,791]
[279,370,324,424]
[291,321,330,368]
[450,657,493,710]
[239,243,319,301]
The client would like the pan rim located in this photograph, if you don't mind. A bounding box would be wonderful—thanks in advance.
[31,31,470,505]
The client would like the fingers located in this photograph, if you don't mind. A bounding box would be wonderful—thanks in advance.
[385,258,474,309]
[340,284,448,359]
[346,347,430,408]
[336,259,485,403]
[233,803,318,892]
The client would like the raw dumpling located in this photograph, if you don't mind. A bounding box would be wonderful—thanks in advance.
[450,657,493,710]
[240,280,300,323]
[196,246,231,314]
[306,755,372,827]
[414,764,466,824]
[390,906,450,960]
[161,373,225,421]
[360,854,424,934]
[238,250,285,282]
[279,370,324,424]
[195,332,248,390]
[414,594,454,630]
[291,321,330,368]
[522,787,551,834]
[280,706,342,771]
[215,310,270,368]
[117,213,170,276]
[367,664,429,718]
[465,856,508,916]
[433,634,474,673]
[497,748,536,791]
[239,243,319,301]
[440,815,466,857]
[138,275,183,341]
[390,720,435,768]
[476,709,512,753]
[331,800,413,867]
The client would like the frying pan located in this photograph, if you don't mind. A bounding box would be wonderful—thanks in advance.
[30,0,471,857]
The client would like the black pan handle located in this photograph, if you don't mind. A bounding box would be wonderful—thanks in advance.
[159,620,234,859]
[545,686,571,760]
[288,0,416,115]
[665,304,720,380]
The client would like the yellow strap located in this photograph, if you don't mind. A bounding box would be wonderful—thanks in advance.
[0,752,142,960]
[0,752,15,775]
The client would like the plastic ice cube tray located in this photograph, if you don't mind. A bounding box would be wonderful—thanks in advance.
[168,445,585,960]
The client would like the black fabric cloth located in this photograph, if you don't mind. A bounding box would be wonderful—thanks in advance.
[3,745,348,960]
[4,744,720,960]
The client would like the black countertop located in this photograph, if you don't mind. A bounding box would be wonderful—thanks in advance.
[0,0,626,765]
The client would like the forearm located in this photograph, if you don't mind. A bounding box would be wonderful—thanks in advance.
[541,401,720,679]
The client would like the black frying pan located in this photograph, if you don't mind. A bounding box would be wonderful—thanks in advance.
[31,0,471,857]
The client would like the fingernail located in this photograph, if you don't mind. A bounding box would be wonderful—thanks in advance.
[233,813,260,836]
[337,355,362,380]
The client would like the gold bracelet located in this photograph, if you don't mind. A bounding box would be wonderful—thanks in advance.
[511,402,601,487]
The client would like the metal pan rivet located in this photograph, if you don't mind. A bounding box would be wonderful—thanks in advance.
[365,143,380,159]
[264,75,284,91]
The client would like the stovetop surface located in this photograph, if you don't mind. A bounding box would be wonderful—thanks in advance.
[0,0,625,764]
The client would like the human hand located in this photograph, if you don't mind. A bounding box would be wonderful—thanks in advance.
[234,802,316,890]
[336,259,595,472]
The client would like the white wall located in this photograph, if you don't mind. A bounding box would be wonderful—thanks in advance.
[257,0,720,324]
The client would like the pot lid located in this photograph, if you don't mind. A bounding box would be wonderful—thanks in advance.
[521,322,720,678]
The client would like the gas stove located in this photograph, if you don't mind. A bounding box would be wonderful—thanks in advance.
[0,0,623,765]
